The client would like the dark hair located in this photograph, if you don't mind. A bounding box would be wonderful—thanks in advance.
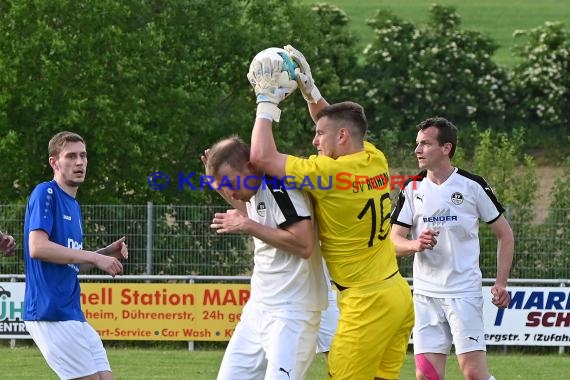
[416,117,458,158]
[206,135,250,177]
[48,131,85,158]
[315,101,368,140]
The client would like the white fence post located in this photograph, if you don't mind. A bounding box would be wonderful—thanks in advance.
[558,282,566,355]
[146,201,153,275]
[188,277,195,351]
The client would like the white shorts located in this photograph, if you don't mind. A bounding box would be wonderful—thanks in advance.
[316,289,339,354]
[25,320,111,379]
[412,294,487,355]
[217,301,321,380]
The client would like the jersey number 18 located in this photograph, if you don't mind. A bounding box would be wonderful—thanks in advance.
[357,193,391,247]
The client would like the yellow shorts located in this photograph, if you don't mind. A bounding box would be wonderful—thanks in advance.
[327,273,414,380]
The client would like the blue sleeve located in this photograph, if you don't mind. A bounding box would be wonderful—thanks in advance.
[27,184,55,235]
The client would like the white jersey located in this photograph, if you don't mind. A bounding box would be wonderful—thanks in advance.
[245,176,328,311]
[391,168,504,297]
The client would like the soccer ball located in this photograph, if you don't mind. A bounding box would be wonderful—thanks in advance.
[248,47,298,85]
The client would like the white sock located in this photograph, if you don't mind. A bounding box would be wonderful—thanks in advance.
[489,376,496,380]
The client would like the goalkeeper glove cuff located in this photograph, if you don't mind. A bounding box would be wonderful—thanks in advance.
[256,103,281,122]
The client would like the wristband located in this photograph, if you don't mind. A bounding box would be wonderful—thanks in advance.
[256,103,281,122]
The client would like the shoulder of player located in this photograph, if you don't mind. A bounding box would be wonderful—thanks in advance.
[261,175,308,201]
[401,170,427,192]
[286,154,335,178]
[455,168,492,191]
[29,181,57,199]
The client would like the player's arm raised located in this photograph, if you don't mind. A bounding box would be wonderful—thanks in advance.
[248,50,293,178]
[247,48,297,123]
[250,117,288,178]
[284,44,329,122]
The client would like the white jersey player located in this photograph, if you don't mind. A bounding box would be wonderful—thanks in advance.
[391,117,514,380]
[203,136,327,380]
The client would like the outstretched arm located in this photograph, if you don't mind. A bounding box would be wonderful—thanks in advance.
[249,45,330,177]
[307,98,329,124]
[283,45,329,123]
[489,215,514,308]
[250,117,288,178]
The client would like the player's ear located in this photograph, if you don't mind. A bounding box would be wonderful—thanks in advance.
[337,127,349,144]
[49,156,59,171]
[442,142,452,156]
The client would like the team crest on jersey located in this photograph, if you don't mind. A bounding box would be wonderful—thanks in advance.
[451,192,464,205]
[256,202,267,217]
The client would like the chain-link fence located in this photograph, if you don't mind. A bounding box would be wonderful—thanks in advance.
[0,203,253,277]
[1,204,569,280]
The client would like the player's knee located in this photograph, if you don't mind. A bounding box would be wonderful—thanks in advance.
[460,364,491,380]
[415,354,441,380]
[461,366,489,380]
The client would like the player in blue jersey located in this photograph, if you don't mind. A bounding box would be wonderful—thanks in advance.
[24,131,128,380]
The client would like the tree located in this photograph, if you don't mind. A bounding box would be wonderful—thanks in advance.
[511,21,570,150]
[356,4,512,145]
[0,0,248,203]
[0,0,359,205]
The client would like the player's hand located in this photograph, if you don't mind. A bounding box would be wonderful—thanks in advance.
[0,233,16,257]
[491,285,510,309]
[284,44,322,103]
[100,236,128,261]
[247,50,297,122]
[247,54,297,105]
[201,149,210,168]
[247,52,280,101]
[201,148,212,176]
[416,229,439,252]
[211,209,249,234]
[94,254,123,277]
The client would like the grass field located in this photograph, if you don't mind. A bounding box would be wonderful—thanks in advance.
[303,0,570,67]
[3,346,570,379]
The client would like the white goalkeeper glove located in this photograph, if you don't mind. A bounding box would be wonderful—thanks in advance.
[284,44,322,104]
[247,50,298,122]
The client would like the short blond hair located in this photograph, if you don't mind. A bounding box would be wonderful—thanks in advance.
[206,135,249,177]
[48,131,85,158]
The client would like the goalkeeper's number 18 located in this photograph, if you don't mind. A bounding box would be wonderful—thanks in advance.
[357,193,391,247]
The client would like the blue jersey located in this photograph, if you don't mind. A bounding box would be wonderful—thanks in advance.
[23,180,86,321]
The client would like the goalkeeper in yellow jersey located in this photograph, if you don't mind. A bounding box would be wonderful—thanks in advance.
[247,46,414,380]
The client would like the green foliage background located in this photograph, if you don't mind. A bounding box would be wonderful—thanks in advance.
[0,0,569,278]
[0,0,567,206]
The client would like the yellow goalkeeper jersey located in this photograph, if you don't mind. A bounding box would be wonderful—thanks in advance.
[285,141,399,288]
